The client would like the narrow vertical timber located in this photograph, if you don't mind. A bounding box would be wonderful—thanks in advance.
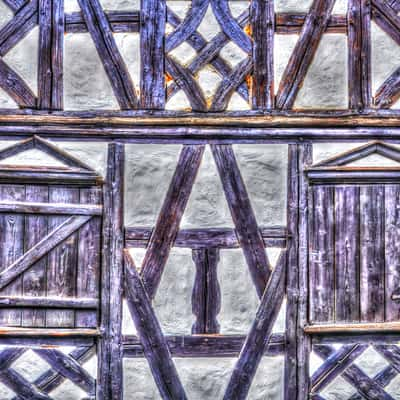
[335,186,360,323]
[140,0,166,109]
[141,145,205,299]
[298,143,312,400]
[97,143,124,400]
[284,144,299,400]
[348,0,372,109]
[0,184,25,326]
[309,185,335,323]
[124,251,188,400]
[251,0,274,109]
[360,185,385,322]
[191,248,221,334]
[385,185,400,321]
[22,185,48,327]
[38,0,64,110]
[76,186,102,328]
[211,144,271,298]
[46,186,79,327]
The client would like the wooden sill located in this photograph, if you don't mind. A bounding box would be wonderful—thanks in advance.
[304,322,400,334]
[0,327,100,337]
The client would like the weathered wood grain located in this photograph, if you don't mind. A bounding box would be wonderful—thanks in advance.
[385,185,400,321]
[0,200,102,215]
[360,185,385,322]
[97,143,124,400]
[22,185,48,327]
[123,333,286,358]
[311,344,368,394]
[251,0,274,110]
[348,0,371,109]
[78,0,138,110]
[284,144,299,400]
[46,187,80,327]
[65,11,140,33]
[309,185,335,323]
[0,58,36,108]
[35,348,95,395]
[0,0,37,57]
[125,226,288,249]
[211,144,271,298]
[335,186,360,322]
[124,250,188,400]
[140,0,165,109]
[0,296,98,308]
[0,185,24,326]
[38,0,64,110]
[141,145,204,299]
[191,248,221,334]
[76,187,101,328]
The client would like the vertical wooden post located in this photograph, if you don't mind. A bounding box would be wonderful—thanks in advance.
[140,0,166,109]
[284,143,312,400]
[191,248,221,334]
[38,0,64,110]
[251,0,274,110]
[97,143,124,400]
[348,0,371,110]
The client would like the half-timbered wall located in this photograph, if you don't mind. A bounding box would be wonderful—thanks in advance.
[1,0,400,399]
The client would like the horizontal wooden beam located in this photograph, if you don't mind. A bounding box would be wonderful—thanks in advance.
[123,333,285,358]
[0,169,102,185]
[0,296,98,309]
[125,227,287,249]
[0,201,102,215]
[63,12,346,34]
[0,327,99,336]
[305,322,400,334]
[307,168,400,184]
[65,11,140,33]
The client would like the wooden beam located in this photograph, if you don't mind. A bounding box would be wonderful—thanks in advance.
[0,296,98,309]
[0,327,99,336]
[78,0,138,110]
[223,250,287,400]
[0,201,102,215]
[38,0,64,110]
[276,0,336,109]
[311,344,367,394]
[348,0,371,109]
[140,145,205,299]
[0,58,36,108]
[0,0,37,57]
[305,322,400,333]
[284,144,300,400]
[140,0,165,109]
[251,0,274,110]
[211,144,271,298]
[191,248,221,334]
[65,11,140,33]
[123,333,286,358]
[2,0,27,12]
[125,226,288,249]
[97,143,124,400]
[0,215,91,291]
[124,250,188,400]
[35,348,95,395]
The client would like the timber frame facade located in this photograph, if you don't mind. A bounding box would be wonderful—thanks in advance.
[0,0,399,399]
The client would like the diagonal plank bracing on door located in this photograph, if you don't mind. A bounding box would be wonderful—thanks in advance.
[0,215,92,291]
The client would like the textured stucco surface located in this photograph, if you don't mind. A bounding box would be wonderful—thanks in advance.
[123,356,285,400]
